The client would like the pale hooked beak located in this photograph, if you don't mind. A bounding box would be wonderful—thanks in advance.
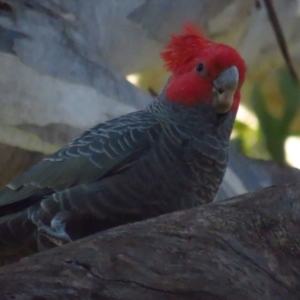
[212,66,239,114]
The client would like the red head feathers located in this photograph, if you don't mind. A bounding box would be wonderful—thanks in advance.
[161,23,246,112]
[161,23,211,73]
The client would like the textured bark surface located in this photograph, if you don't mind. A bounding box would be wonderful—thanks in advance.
[1,183,300,299]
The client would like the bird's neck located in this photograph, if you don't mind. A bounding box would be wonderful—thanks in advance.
[148,94,236,142]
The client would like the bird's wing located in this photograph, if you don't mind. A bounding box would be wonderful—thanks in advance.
[0,110,161,212]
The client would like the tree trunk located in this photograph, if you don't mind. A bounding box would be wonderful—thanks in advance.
[1,183,300,299]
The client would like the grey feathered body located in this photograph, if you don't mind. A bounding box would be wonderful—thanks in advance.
[0,95,234,257]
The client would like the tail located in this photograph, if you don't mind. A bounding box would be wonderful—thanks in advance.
[0,211,37,265]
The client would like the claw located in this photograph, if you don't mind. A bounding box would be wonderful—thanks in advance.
[38,211,72,246]
[38,225,71,246]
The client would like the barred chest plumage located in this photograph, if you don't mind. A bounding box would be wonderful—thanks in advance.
[99,100,234,216]
[118,137,227,213]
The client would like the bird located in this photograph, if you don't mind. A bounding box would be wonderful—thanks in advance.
[0,23,246,260]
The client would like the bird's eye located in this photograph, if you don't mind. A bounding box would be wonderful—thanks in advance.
[196,63,204,73]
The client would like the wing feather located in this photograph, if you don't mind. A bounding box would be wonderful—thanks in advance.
[0,110,161,211]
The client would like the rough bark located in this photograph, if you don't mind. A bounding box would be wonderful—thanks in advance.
[1,183,300,299]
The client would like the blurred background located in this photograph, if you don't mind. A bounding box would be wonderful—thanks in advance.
[0,0,300,200]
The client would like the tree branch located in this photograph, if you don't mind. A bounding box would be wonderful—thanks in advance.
[1,183,300,299]
[262,0,299,83]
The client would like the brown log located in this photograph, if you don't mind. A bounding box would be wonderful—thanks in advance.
[1,183,300,299]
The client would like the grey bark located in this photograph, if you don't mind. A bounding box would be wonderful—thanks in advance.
[1,183,300,299]
[215,149,300,201]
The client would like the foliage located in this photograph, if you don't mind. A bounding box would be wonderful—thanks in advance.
[235,68,300,164]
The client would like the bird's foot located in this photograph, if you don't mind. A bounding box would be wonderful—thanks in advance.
[38,211,72,246]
